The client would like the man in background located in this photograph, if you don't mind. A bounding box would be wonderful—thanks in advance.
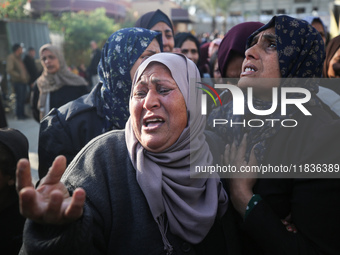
[6,43,30,120]
[23,47,40,88]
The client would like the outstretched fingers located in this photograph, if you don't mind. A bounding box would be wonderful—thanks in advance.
[41,155,67,185]
[44,188,86,224]
[17,155,86,224]
[16,158,34,193]
[248,145,258,167]
[230,140,237,164]
[223,144,230,165]
[43,190,65,223]
[20,188,86,224]
[235,134,248,163]
[19,187,44,220]
[64,188,86,221]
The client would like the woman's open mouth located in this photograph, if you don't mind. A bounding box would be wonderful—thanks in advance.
[143,117,165,130]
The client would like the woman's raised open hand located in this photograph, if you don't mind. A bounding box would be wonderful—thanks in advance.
[16,155,86,225]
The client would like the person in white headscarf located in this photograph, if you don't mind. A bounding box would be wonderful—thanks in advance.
[31,44,88,121]
[17,53,228,255]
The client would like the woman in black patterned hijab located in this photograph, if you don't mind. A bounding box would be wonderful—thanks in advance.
[210,15,340,255]
[209,15,325,163]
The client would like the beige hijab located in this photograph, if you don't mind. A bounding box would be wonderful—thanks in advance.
[36,44,87,117]
[125,53,228,249]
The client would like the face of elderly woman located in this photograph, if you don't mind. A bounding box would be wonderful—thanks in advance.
[41,49,60,74]
[238,27,281,101]
[131,62,187,153]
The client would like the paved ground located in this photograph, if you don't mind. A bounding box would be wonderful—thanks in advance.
[5,104,39,185]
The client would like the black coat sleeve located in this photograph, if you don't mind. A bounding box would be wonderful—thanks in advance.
[30,83,40,123]
[38,109,76,178]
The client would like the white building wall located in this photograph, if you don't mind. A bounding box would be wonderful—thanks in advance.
[195,0,334,34]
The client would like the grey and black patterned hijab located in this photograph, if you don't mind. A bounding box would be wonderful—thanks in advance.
[208,15,325,163]
[257,15,325,79]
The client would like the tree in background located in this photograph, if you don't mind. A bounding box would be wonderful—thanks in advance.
[1,1,120,68]
[120,9,138,29]
[0,0,30,19]
[40,8,120,67]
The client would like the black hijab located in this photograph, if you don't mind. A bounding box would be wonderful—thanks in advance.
[135,9,174,34]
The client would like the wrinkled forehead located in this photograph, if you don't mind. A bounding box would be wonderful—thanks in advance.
[247,15,324,78]
[134,54,186,85]
[247,18,276,49]
[250,27,276,45]
[137,62,172,82]
[132,53,190,100]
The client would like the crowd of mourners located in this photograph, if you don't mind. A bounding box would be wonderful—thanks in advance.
[1,9,340,255]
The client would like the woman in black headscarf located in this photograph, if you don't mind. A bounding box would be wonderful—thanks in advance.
[174,32,200,66]
[135,9,175,52]
[209,15,340,255]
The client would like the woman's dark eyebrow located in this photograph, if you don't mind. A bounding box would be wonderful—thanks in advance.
[136,77,170,85]
[146,49,157,54]
[250,32,276,46]
[151,77,170,83]
[262,33,277,41]
[151,77,177,86]
[156,29,172,34]
[250,34,259,46]
[154,29,173,35]
[135,80,147,86]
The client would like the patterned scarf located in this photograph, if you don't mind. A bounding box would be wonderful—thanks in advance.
[98,27,162,131]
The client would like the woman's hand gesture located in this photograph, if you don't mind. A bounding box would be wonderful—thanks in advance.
[224,134,258,217]
[16,155,86,225]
